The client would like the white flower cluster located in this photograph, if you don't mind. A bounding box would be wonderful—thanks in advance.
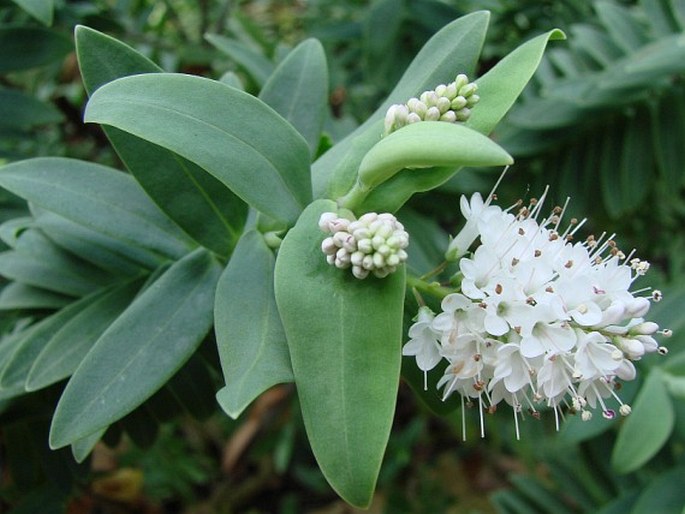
[404,191,670,439]
[319,211,409,279]
[384,74,480,135]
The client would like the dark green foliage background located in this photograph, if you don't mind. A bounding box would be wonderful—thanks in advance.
[1,1,684,513]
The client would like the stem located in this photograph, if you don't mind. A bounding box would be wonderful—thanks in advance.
[336,179,370,212]
[406,274,452,300]
[420,260,448,281]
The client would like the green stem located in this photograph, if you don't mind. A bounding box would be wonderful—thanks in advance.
[420,260,448,281]
[336,179,370,212]
[406,274,452,300]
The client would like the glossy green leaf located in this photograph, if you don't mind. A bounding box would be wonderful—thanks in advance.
[0,292,102,390]
[0,158,192,260]
[467,29,566,135]
[26,280,143,392]
[0,27,71,72]
[10,0,54,25]
[259,39,328,158]
[84,74,311,225]
[215,230,293,419]
[631,466,685,514]
[0,282,72,310]
[75,26,245,257]
[0,88,63,130]
[312,11,490,199]
[611,369,674,473]
[274,199,405,507]
[49,249,221,448]
[0,229,114,297]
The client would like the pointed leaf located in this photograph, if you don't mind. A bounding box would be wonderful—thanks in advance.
[595,1,649,53]
[259,39,328,158]
[0,292,103,390]
[467,29,566,135]
[75,26,245,256]
[26,280,143,392]
[0,282,72,310]
[0,229,114,297]
[71,427,107,463]
[611,369,674,473]
[34,211,156,275]
[49,249,221,448]
[0,158,192,260]
[312,11,490,198]
[275,200,405,507]
[215,231,293,419]
[84,74,311,225]
[205,34,275,87]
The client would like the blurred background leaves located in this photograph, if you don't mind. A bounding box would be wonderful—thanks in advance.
[0,0,684,513]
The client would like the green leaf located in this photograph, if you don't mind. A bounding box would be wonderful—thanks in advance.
[49,248,221,448]
[259,39,328,158]
[205,34,274,87]
[0,229,114,297]
[631,466,685,514]
[34,211,156,275]
[0,158,192,260]
[10,0,54,25]
[312,11,490,199]
[26,279,143,392]
[274,199,406,508]
[0,292,102,390]
[215,230,293,419]
[84,73,311,225]
[0,88,63,130]
[351,122,512,207]
[0,283,72,310]
[594,493,639,514]
[611,369,674,473]
[75,26,246,257]
[467,29,566,135]
[595,1,649,53]
[0,26,71,72]
[359,122,512,189]
[619,110,652,209]
[652,87,685,188]
[71,427,107,464]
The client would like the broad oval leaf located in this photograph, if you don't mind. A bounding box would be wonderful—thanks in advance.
[205,34,275,88]
[274,199,406,508]
[611,369,674,473]
[84,73,311,225]
[49,248,221,448]
[259,38,328,158]
[76,26,245,257]
[0,157,192,260]
[215,230,293,419]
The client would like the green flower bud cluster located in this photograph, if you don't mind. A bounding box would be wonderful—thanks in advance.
[319,211,409,280]
[384,74,479,135]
